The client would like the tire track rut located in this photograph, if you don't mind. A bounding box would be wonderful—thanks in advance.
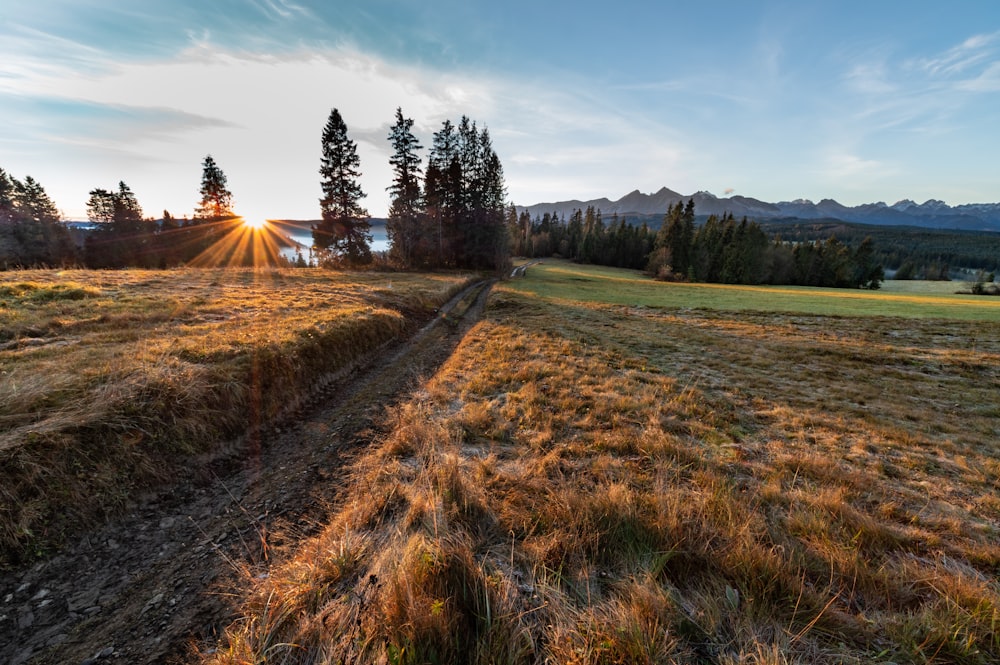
[1,279,494,665]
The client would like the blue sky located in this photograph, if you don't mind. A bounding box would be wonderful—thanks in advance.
[2,1,999,221]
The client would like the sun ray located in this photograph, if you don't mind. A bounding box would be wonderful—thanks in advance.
[187,217,293,268]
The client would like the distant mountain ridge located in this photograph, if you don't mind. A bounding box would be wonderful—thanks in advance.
[518,187,1000,232]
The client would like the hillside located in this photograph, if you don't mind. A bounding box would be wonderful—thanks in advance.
[519,187,1000,231]
[0,267,471,566]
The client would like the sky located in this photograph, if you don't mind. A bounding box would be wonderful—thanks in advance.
[2,1,999,222]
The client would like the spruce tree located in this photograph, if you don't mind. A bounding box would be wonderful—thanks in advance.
[315,108,371,265]
[6,174,73,266]
[195,155,234,220]
[386,107,423,267]
[425,119,460,267]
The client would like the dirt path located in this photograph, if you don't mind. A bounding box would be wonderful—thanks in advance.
[1,280,494,665]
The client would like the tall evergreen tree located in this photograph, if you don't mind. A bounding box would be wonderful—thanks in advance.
[425,119,461,267]
[14,176,61,225]
[315,108,371,265]
[467,126,510,271]
[195,155,234,219]
[386,107,423,267]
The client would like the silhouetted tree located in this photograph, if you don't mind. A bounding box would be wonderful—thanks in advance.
[386,107,423,267]
[0,170,74,267]
[195,155,234,220]
[315,108,372,266]
[421,116,509,271]
[84,181,152,267]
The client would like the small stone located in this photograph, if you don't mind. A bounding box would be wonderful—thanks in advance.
[4,593,12,603]
[31,588,50,601]
[16,583,30,594]
[97,645,114,658]
[107,539,119,549]
[159,516,175,529]
[17,609,35,629]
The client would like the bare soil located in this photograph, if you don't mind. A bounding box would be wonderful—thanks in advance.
[0,280,494,665]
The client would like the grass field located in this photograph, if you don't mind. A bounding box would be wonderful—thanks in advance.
[207,261,1000,664]
[0,268,472,563]
[518,260,1000,321]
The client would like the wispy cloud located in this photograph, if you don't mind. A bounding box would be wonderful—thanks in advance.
[0,32,696,217]
[824,152,895,181]
[844,61,896,95]
[956,61,1000,92]
[915,31,1000,77]
[249,0,312,20]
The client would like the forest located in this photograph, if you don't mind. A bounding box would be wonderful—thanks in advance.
[510,200,886,289]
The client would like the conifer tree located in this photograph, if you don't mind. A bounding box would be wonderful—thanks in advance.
[315,108,372,265]
[386,107,423,267]
[425,119,460,267]
[0,168,15,224]
[85,181,148,267]
[195,155,234,220]
[0,173,73,266]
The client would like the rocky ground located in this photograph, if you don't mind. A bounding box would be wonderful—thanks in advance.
[0,280,493,665]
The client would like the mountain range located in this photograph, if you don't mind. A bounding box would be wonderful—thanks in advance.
[518,187,1000,232]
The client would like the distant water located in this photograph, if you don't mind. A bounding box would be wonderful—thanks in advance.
[278,224,389,262]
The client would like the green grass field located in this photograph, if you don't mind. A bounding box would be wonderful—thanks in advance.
[514,259,1000,321]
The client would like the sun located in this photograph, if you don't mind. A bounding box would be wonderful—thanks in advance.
[243,217,268,231]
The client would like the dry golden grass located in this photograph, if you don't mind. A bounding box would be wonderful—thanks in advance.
[0,267,471,563]
[205,265,1000,664]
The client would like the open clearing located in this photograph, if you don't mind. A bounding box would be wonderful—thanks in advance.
[207,260,1000,664]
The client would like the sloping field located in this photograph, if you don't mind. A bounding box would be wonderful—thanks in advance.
[208,261,1000,663]
[0,268,472,563]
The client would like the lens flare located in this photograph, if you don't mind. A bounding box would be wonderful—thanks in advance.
[186,216,286,268]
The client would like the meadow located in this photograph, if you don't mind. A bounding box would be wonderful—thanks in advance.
[207,260,1000,664]
[0,268,472,563]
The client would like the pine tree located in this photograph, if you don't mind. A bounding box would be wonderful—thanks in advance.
[425,119,460,267]
[84,181,148,267]
[386,107,423,267]
[315,108,372,266]
[5,174,73,266]
[0,168,19,225]
[195,155,234,220]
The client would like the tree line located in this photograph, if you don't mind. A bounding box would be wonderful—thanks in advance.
[0,169,76,268]
[0,107,510,272]
[383,109,509,271]
[310,106,510,270]
[755,220,1000,280]
[514,200,885,289]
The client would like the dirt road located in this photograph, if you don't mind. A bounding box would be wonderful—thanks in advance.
[1,280,494,665]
